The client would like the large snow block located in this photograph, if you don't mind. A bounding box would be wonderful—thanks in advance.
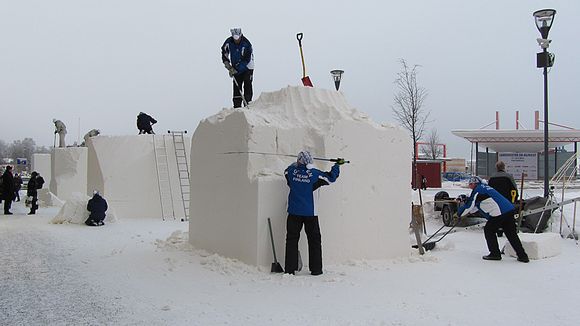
[32,153,51,187]
[189,86,412,268]
[50,147,88,202]
[32,153,53,206]
[505,233,562,260]
[87,135,191,219]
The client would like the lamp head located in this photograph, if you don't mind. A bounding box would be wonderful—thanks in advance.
[533,9,556,39]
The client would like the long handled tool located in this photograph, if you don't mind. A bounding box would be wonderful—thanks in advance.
[296,33,313,87]
[232,77,248,107]
[267,218,284,273]
[412,215,462,251]
[222,151,350,164]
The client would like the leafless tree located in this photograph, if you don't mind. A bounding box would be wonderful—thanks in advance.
[391,59,429,186]
[425,129,443,160]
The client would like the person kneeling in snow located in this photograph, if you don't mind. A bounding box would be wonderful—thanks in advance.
[86,190,108,226]
[284,151,345,275]
[457,176,529,263]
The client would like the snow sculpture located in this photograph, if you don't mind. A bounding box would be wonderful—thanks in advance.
[189,86,412,268]
[87,135,190,219]
[50,147,88,202]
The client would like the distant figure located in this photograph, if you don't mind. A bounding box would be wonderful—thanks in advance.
[81,129,101,146]
[53,119,67,147]
[488,161,519,204]
[13,173,23,202]
[284,150,344,275]
[457,176,529,263]
[1,166,15,214]
[421,175,427,190]
[86,190,108,226]
[26,171,44,215]
[221,28,254,108]
[137,112,157,134]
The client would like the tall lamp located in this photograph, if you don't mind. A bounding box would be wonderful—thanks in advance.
[330,69,344,91]
[533,9,556,197]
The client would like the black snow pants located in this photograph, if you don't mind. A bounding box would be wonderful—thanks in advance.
[232,69,253,108]
[484,211,528,259]
[284,214,322,274]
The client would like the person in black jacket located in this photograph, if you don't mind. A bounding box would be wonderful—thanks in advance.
[86,190,108,226]
[1,166,15,214]
[14,173,23,202]
[137,112,157,134]
[488,161,519,204]
[26,171,44,215]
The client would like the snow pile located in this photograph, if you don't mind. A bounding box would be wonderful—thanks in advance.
[49,147,88,202]
[154,230,193,251]
[190,86,412,268]
[51,192,118,224]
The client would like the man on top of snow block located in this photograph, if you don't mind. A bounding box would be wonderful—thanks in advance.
[457,176,529,263]
[53,118,67,147]
[137,112,157,134]
[284,150,346,275]
[221,27,254,108]
[86,190,108,226]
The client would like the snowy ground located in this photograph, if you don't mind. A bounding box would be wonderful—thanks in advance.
[2,184,580,325]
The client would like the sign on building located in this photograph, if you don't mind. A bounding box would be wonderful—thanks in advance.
[498,153,538,180]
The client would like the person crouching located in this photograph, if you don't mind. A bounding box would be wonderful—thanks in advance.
[86,190,108,226]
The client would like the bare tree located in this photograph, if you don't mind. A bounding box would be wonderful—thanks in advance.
[391,59,429,186]
[425,129,443,160]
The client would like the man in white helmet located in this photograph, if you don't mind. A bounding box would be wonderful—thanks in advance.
[53,119,67,147]
[221,27,254,108]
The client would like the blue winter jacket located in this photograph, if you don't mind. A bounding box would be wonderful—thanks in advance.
[87,193,108,222]
[285,163,340,217]
[221,36,254,75]
[457,183,516,220]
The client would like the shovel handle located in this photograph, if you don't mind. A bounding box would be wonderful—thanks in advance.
[296,33,303,46]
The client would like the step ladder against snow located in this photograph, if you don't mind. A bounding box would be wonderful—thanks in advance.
[153,134,175,221]
[169,130,191,222]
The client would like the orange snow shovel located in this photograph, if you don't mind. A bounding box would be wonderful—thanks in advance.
[296,33,313,87]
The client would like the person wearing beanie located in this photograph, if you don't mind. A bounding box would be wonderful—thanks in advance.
[283,150,346,275]
[221,27,254,108]
[457,176,529,263]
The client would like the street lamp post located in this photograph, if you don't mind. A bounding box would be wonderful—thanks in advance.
[330,69,344,91]
[533,9,556,198]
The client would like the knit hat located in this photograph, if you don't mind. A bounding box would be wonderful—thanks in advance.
[297,151,313,165]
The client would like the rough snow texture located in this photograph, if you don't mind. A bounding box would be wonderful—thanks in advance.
[49,147,88,202]
[86,135,190,219]
[505,232,562,260]
[51,192,118,224]
[189,86,412,268]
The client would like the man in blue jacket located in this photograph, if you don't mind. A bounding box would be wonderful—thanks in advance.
[221,28,254,108]
[284,151,345,275]
[458,176,529,262]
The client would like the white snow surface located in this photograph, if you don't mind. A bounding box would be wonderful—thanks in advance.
[3,184,580,325]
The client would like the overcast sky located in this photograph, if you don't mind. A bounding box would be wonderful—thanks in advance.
[1,1,578,157]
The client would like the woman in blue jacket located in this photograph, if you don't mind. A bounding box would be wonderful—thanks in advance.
[458,176,529,262]
[284,151,344,275]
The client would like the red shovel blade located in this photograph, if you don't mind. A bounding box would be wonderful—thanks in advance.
[301,76,313,87]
